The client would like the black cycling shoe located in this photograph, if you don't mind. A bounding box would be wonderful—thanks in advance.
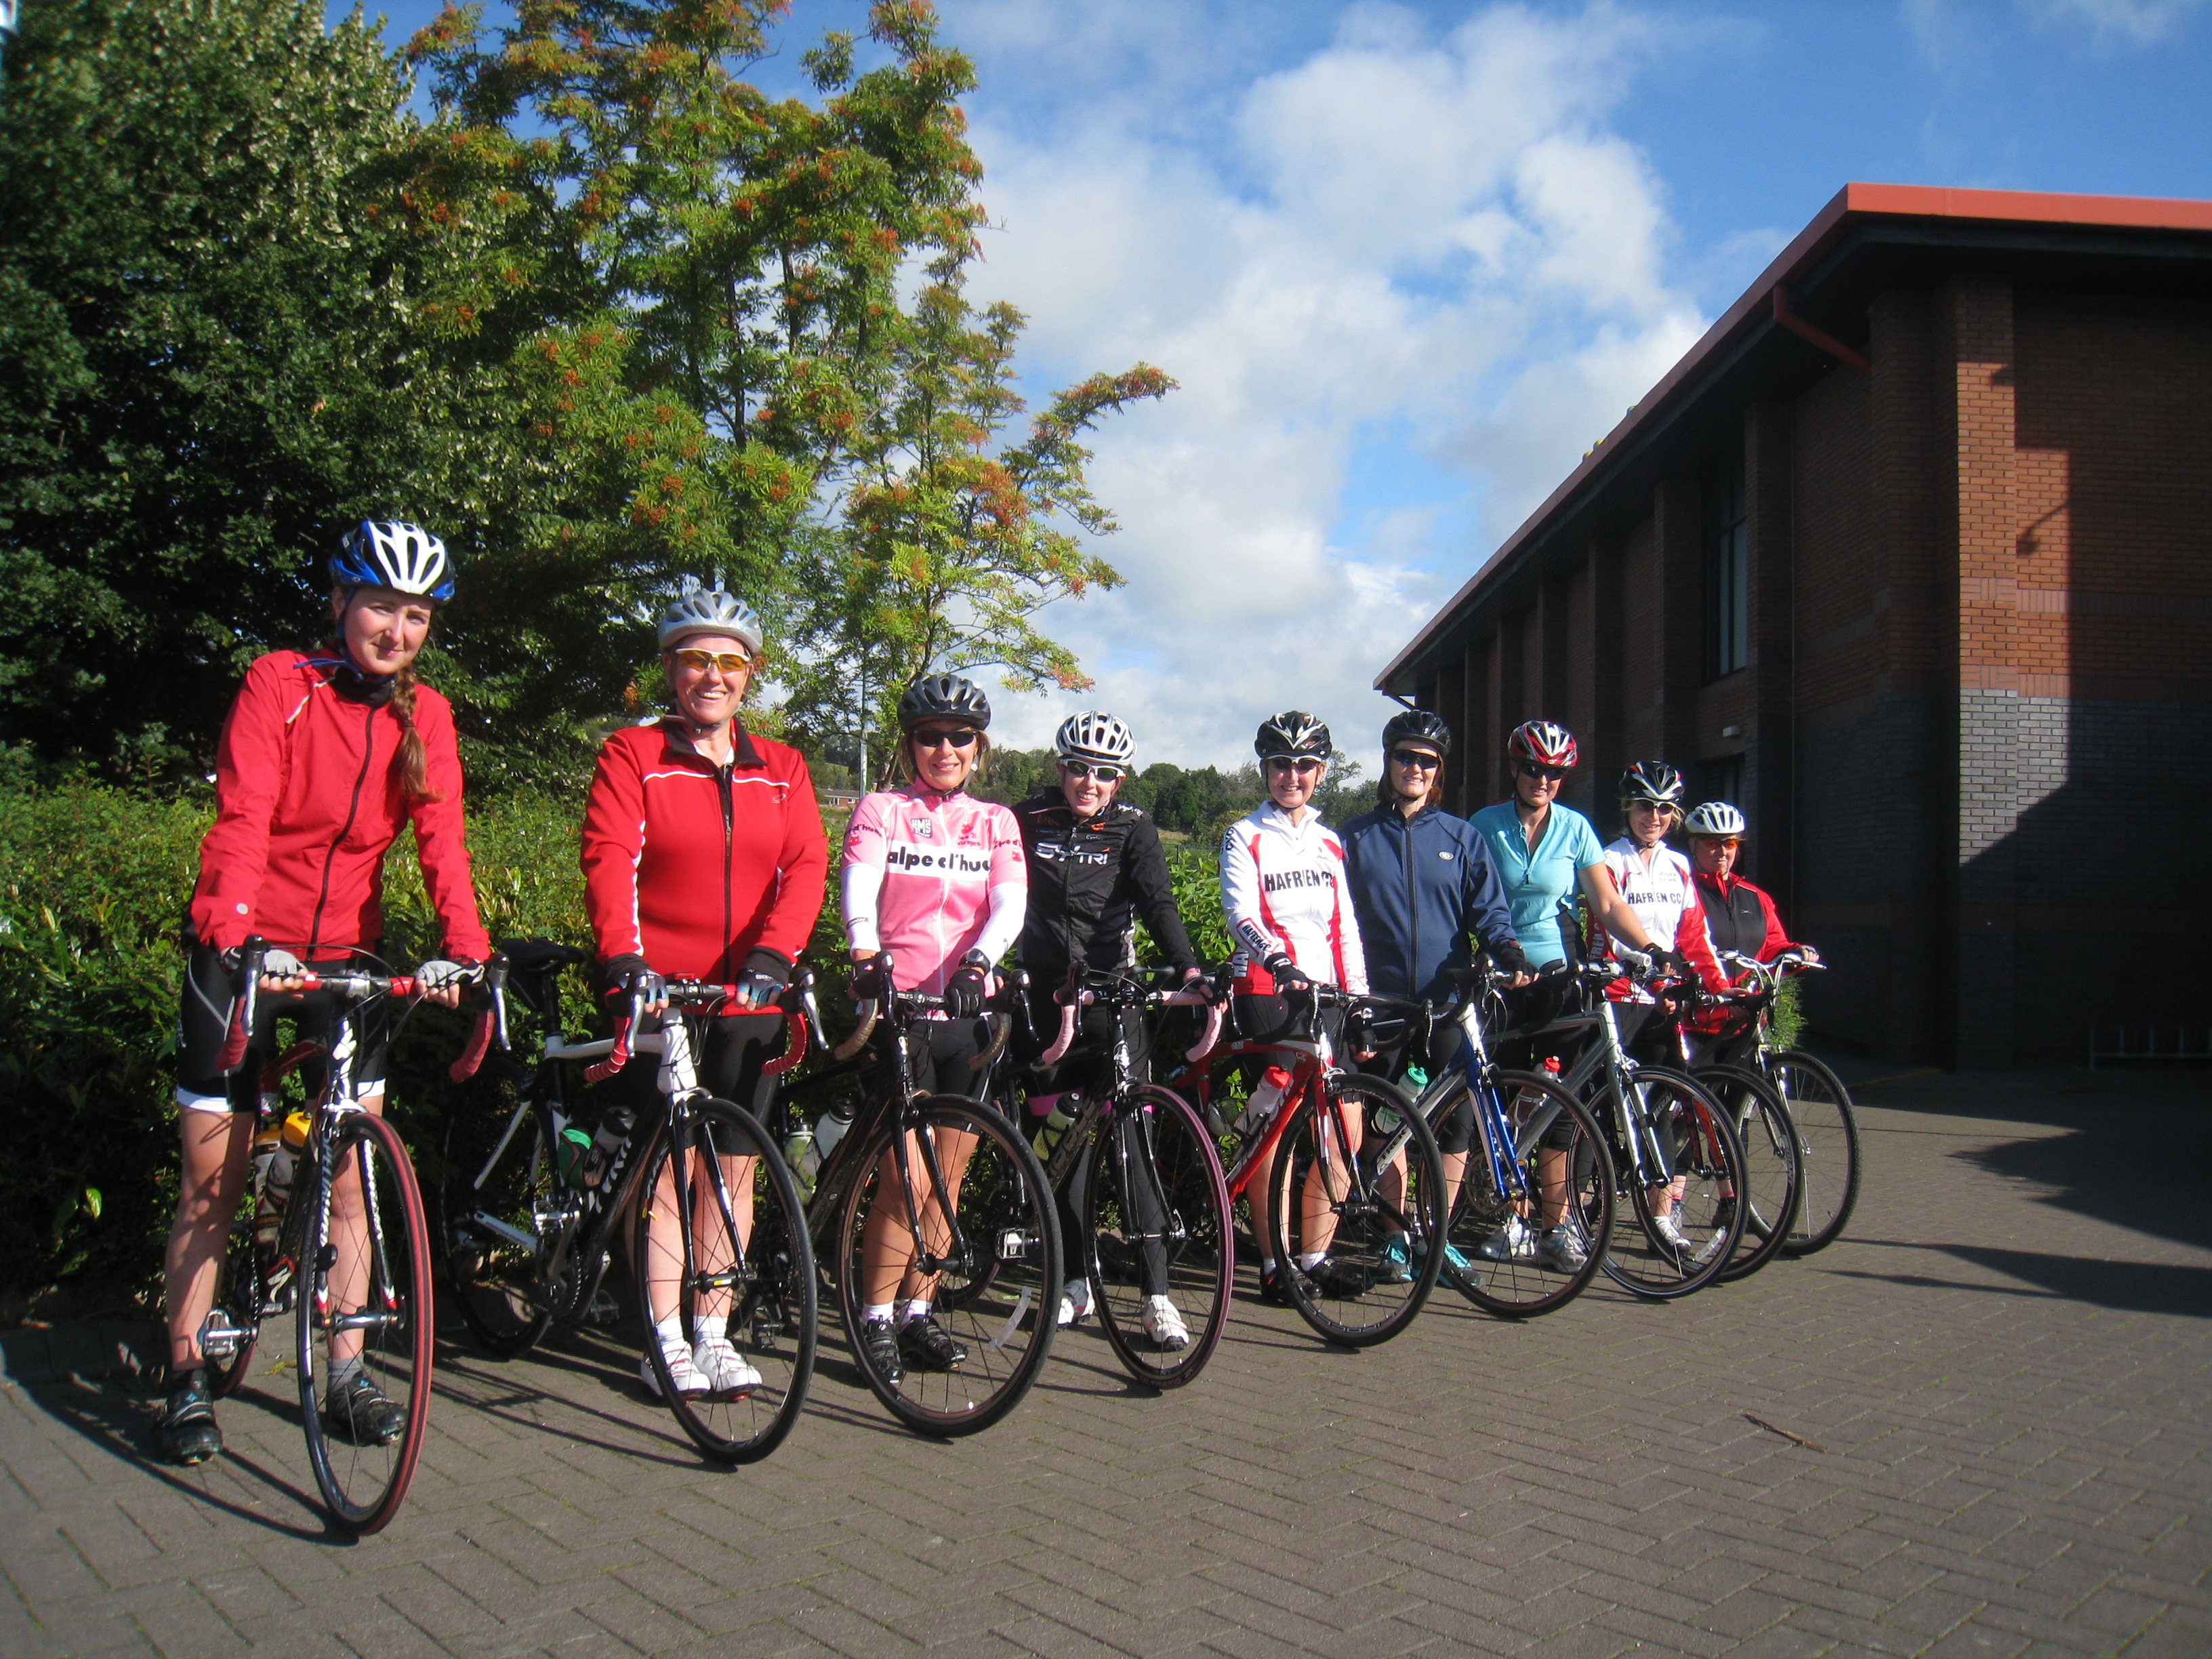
[159,1369,222,1467]
[1258,1261,1317,1306]
[322,1373,407,1447]
[1305,1256,1374,1299]
[895,1314,967,1372]
[858,1317,905,1387]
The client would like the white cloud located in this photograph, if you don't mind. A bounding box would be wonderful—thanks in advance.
[2022,0,2208,43]
[946,2,1711,768]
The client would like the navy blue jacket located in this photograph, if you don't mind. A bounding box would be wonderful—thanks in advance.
[1340,802,1518,1005]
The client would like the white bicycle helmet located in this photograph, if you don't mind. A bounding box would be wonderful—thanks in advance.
[1684,800,1748,838]
[331,521,454,602]
[657,590,764,657]
[1055,711,1135,766]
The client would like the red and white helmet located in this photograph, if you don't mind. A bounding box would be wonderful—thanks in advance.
[1507,720,1578,770]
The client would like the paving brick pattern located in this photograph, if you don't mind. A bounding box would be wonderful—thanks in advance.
[5,1067,2209,1658]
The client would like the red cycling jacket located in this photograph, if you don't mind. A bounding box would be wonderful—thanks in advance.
[190,650,491,960]
[1693,869,1796,966]
[581,719,827,981]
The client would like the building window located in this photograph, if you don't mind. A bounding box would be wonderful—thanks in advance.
[1697,755,1744,817]
[1704,460,1748,680]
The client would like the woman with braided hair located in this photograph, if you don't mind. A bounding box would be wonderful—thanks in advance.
[159,522,490,1466]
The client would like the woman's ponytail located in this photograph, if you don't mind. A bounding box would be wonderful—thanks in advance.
[390,663,443,803]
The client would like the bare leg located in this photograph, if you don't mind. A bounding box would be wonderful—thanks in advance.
[861,1127,977,1308]
[164,1111,256,1371]
[322,1094,394,1368]
[1299,1099,1365,1258]
[646,1147,756,1340]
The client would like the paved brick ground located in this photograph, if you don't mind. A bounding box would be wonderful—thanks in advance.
[5,1065,2209,1658]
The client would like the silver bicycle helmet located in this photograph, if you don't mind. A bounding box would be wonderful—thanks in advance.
[331,521,455,602]
[657,590,764,656]
[1684,800,1748,838]
[1055,711,1136,765]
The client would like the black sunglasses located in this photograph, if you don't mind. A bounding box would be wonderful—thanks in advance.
[1519,761,1568,782]
[1389,748,1441,771]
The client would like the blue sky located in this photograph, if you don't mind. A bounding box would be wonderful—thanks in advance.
[353,0,2212,768]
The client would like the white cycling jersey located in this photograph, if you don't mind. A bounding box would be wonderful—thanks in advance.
[1220,801,1368,994]
[1599,838,1725,999]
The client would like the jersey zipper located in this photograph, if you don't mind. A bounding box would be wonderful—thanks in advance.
[717,759,735,977]
[1397,813,1420,995]
[306,697,377,957]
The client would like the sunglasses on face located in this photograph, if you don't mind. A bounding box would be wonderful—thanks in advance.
[1519,762,1567,782]
[1627,800,1677,815]
[912,727,980,751]
[1389,748,1441,771]
[1266,756,1324,777]
[1061,760,1126,782]
[672,647,751,674]
[1696,837,1742,851]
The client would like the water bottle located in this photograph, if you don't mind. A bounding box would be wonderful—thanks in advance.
[783,1122,816,1197]
[255,1110,310,1247]
[1032,1095,1077,1161]
[583,1106,635,1188]
[552,1109,593,1189]
[1233,1066,1292,1135]
[803,1105,853,1186]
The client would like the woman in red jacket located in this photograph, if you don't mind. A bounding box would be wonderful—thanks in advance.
[162,522,491,1466]
[580,590,827,1400]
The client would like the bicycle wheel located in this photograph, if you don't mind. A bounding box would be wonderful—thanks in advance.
[1698,1064,1801,1284]
[295,1110,434,1535]
[837,1095,1060,1437]
[1266,1073,1446,1347]
[1085,1084,1233,1389]
[1446,1071,1613,1319]
[634,1101,817,1465]
[1767,1050,1862,1255]
[1593,1067,1748,1300]
[203,1225,262,1399]
[438,1107,559,1358]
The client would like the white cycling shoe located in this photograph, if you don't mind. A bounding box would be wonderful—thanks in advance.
[1475,1214,1538,1263]
[642,1334,761,1397]
[1140,1295,1190,1350]
[1649,1212,1694,1253]
[1056,1277,1095,1327]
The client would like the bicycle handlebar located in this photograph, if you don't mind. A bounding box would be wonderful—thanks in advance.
[1038,977,1225,1066]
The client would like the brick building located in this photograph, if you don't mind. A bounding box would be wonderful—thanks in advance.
[1374,184,2212,1067]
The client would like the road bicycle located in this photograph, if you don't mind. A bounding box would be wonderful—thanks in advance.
[1711,950,1861,1256]
[1165,982,1447,1348]
[194,940,445,1534]
[772,957,1062,1437]
[1359,967,1615,1319]
[1022,966,1233,1388]
[438,943,817,1466]
[1545,953,1751,1299]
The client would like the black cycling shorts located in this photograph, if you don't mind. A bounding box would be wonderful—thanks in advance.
[1370,1017,1474,1154]
[175,941,390,1112]
[889,1015,1006,1109]
[1023,994,1149,1099]
[595,1006,788,1156]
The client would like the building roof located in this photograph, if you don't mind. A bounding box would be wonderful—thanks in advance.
[1375,182,2212,695]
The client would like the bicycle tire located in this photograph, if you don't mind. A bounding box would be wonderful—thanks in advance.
[295,1110,434,1536]
[1084,1084,1232,1389]
[438,1109,558,1359]
[203,1227,262,1399]
[1696,1063,1801,1284]
[1767,1049,1862,1255]
[1265,1073,1446,1347]
[633,1100,817,1465]
[1593,1067,1748,1299]
[837,1095,1060,1437]
[1446,1071,1614,1319]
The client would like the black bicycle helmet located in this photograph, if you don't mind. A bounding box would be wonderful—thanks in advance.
[1382,708,1452,756]
[1617,759,1685,806]
[898,673,991,730]
[1254,710,1331,759]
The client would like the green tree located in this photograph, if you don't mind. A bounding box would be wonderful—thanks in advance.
[0,0,438,779]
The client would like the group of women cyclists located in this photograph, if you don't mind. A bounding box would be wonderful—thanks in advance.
[157,523,1829,1484]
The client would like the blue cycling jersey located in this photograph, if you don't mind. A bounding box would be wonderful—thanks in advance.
[1467,800,1605,968]
[1340,803,1517,1005]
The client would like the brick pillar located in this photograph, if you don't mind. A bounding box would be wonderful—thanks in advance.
[1745,403,1794,901]
[1584,537,1624,828]
[1654,478,1704,768]
[1490,615,1525,802]
[1461,638,1488,815]
[1943,274,2020,1069]
[1432,654,1465,809]
[1536,577,1578,812]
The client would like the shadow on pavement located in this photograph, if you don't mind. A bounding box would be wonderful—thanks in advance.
[1835,1238,2212,1318]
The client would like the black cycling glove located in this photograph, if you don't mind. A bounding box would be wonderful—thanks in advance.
[732,948,791,1010]
[1486,939,1531,977]
[1263,953,1313,992]
[943,950,991,1019]
[602,954,664,1003]
[848,955,893,1002]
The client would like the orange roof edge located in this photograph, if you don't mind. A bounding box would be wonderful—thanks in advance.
[1373,180,2212,690]
[1845,181,2212,232]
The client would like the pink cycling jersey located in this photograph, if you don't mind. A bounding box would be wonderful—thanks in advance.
[841,783,1026,995]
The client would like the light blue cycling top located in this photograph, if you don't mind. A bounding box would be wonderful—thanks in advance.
[1467,800,1606,968]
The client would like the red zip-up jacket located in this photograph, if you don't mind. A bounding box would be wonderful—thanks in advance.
[1693,870,1796,965]
[580,719,827,980]
[189,650,491,960]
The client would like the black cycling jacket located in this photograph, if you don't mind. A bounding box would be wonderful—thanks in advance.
[1012,790,1198,989]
